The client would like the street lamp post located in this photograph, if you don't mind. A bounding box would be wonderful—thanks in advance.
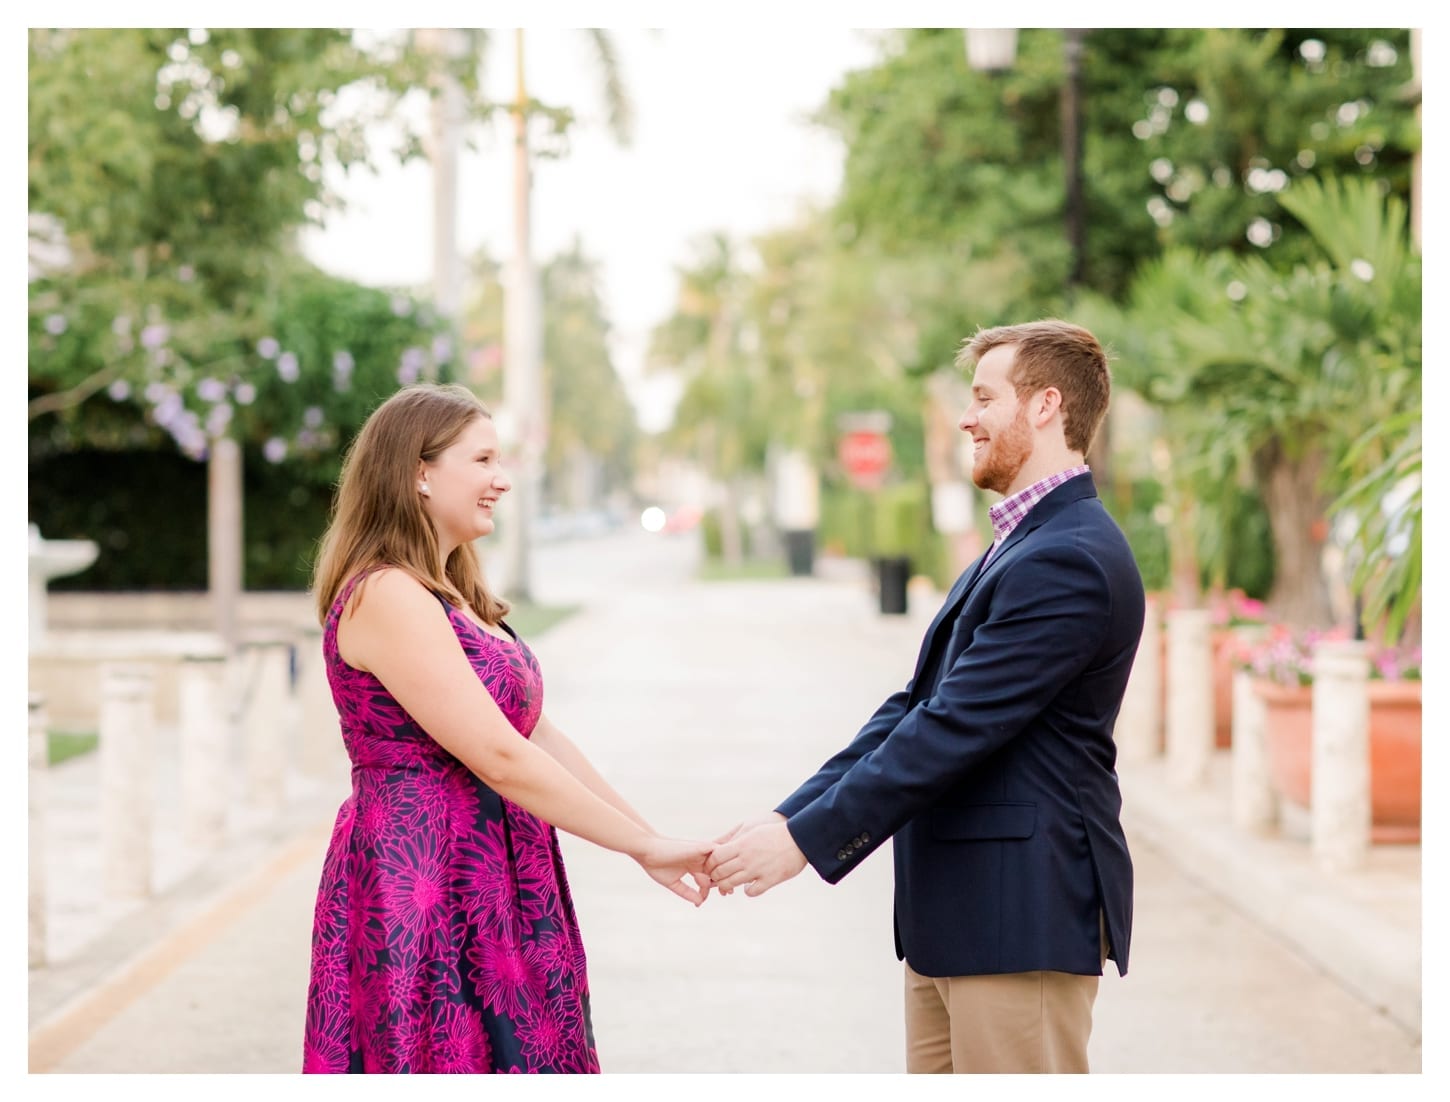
[501,28,544,603]
[964,28,1109,491]
[1060,28,1087,289]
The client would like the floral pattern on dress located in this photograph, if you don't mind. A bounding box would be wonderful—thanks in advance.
[302,570,599,1073]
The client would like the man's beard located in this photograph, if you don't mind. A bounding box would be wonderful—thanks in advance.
[971,405,1033,496]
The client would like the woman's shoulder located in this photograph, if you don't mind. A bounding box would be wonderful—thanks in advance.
[342,565,439,621]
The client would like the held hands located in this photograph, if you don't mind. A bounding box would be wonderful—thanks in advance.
[705,814,807,898]
[635,835,714,907]
[636,812,809,906]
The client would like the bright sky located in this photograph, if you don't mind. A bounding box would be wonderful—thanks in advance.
[299,26,887,431]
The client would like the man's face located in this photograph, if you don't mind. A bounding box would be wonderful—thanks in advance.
[960,344,1034,496]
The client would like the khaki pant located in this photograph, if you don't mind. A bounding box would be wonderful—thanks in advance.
[904,919,1108,1074]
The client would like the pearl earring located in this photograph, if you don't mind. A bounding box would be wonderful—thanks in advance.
[419,482,430,495]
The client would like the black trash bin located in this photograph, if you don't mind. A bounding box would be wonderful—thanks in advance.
[783,529,815,576]
[876,555,911,615]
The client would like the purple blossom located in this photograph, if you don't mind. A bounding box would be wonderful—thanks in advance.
[277,352,299,382]
[44,313,67,335]
[196,377,228,403]
[391,295,412,317]
[172,414,207,459]
[303,406,324,429]
[107,380,132,401]
[432,335,453,362]
[257,337,280,360]
[234,382,257,405]
[397,345,426,385]
[144,381,171,404]
[153,393,185,428]
[178,265,195,283]
[263,437,288,464]
[297,429,320,449]
[112,315,131,336]
[140,324,170,349]
[205,404,234,436]
[332,350,354,374]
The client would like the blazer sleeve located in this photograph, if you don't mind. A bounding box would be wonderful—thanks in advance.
[774,681,914,819]
[785,541,1113,883]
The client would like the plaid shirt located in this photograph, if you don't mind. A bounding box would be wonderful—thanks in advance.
[983,465,1092,567]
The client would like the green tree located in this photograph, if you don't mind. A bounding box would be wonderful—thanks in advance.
[28,28,461,608]
[649,233,762,564]
[457,242,638,511]
[820,28,1415,372]
[540,241,639,507]
[1090,176,1419,628]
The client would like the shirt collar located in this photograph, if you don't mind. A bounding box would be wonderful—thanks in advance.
[988,465,1092,545]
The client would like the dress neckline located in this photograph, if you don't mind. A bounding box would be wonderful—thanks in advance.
[447,603,519,645]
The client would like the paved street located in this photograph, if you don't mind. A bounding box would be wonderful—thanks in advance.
[28,527,1423,1074]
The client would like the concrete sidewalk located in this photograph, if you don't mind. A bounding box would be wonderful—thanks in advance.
[27,543,1422,1073]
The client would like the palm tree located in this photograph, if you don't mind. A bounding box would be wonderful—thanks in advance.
[1101,176,1420,628]
[418,28,634,599]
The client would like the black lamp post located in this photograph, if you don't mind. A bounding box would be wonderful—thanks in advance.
[965,27,1087,290]
[966,28,1109,489]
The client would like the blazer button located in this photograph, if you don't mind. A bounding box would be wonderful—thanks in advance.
[837,850,849,861]
[862,833,871,844]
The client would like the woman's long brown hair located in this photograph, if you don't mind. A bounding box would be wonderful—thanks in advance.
[311,383,510,626]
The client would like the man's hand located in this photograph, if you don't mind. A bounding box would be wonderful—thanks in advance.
[713,811,786,848]
[706,819,807,898]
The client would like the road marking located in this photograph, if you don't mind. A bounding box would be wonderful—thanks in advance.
[28,820,332,1073]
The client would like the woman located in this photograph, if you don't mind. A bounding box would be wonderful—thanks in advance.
[302,383,709,1073]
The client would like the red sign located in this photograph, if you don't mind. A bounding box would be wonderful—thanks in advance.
[839,430,892,489]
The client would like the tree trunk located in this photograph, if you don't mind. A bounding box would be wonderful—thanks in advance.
[1165,477,1202,609]
[1256,440,1335,628]
[207,436,243,654]
[719,478,744,566]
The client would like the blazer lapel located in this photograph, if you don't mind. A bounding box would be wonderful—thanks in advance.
[914,474,1101,676]
[910,551,987,682]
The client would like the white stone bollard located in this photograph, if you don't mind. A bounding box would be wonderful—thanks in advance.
[1115,597,1163,761]
[1165,609,1215,786]
[99,663,156,901]
[1230,667,1277,833]
[1311,640,1371,872]
[29,694,48,967]
[179,641,229,851]
[242,639,294,810]
[297,622,344,778]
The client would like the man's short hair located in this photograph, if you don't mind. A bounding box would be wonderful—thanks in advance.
[956,320,1111,455]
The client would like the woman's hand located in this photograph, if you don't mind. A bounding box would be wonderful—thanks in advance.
[635,835,714,906]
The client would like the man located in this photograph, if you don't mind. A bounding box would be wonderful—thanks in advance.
[707,320,1145,1074]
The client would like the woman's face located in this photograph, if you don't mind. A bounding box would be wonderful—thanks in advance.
[419,416,511,553]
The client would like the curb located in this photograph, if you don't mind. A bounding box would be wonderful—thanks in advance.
[1119,758,1420,1039]
[28,813,335,1072]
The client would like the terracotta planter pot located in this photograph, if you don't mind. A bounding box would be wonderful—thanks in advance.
[1210,629,1236,749]
[1256,679,1422,844]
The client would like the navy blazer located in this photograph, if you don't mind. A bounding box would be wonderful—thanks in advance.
[778,473,1144,978]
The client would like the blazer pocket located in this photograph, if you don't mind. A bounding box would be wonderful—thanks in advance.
[931,802,1037,841]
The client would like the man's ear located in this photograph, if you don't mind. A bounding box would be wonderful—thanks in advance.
[1034,387,1063,426]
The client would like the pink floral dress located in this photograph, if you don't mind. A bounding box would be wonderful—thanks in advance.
[302,572,599,1073]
